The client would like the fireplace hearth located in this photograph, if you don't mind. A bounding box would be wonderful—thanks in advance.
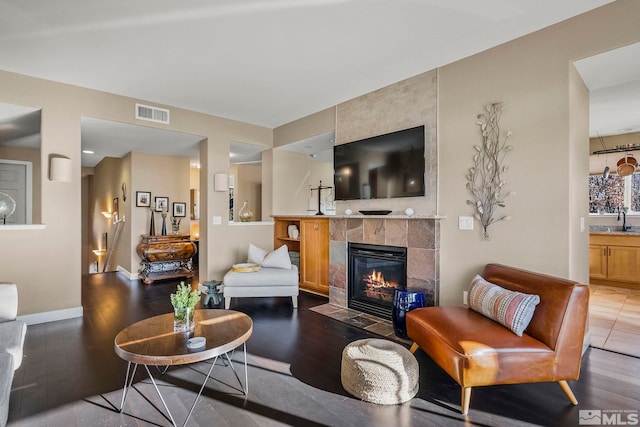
[348,242,407,320]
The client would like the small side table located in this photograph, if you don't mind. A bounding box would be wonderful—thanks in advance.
[202,280,222,306]
[392,288,426,339]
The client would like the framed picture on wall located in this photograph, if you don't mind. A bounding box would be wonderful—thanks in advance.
[136,191,151,207]
[154,196,169,212]
[173,202,186,217]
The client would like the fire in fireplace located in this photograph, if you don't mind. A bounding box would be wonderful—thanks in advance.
[348,242,407,319]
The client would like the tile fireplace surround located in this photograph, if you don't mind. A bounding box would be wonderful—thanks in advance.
[329,216,442,312]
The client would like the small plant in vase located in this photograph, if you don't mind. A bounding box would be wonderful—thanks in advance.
[170,282,201,332]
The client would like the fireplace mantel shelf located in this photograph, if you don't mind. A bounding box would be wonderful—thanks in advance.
[273,214,445,220]
[331,214,446,220]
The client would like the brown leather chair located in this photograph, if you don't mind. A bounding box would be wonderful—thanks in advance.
[406,264,589,415]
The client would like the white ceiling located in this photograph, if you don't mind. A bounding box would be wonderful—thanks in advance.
[0,0,612,128]
[1,0,629,166]
[574,41,640,137]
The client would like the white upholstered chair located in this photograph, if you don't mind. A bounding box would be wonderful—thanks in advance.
[222,244,299,309]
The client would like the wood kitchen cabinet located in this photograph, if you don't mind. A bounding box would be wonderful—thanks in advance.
[589,234,640,289]
[274,216,329,296]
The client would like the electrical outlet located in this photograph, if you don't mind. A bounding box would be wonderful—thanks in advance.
[463,291,468,305]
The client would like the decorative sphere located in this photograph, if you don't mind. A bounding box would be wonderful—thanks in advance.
[405,208,414,217]
[345,209,353,216]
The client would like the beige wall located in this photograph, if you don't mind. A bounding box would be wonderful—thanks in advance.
[335,69,438,216]
[91,157,127,272]
[4,0,640,317]
[0,69,273,317]
[271,149,334,216]
[437,0,640,305]
[569,64,591,280]
[272,107,337,216]
[127,152,191,273]
[233,163,262,221]
[273,107,336,148]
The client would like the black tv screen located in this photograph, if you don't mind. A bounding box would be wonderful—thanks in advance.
[334,126,425,200]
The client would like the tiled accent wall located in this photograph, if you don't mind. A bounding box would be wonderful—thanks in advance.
[329,217,440,311]
[335,69,438,216]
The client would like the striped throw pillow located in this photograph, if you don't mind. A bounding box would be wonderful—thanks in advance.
[468,275,540,336]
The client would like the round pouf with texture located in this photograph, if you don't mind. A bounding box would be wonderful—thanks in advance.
[341,338,419,405]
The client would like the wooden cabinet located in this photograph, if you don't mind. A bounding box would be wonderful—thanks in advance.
[136,234,197,285]
[274,216,329,296]
[589,244,607,280]
[589,234,640,289]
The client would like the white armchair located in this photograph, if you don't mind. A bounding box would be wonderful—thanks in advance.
[0,283,26,369]
[222,244,300,309]
[0,283,26,427]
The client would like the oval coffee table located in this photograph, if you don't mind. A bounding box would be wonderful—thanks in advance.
[114,309,253,426]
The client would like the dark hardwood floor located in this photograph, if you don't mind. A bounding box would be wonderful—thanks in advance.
[7,273,640,426]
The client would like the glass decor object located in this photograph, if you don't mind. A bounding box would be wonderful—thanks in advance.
[170,282,200,332]
[238,200,253,222]
[392,288,426,339]
[173,306,194,332]
[0,192,17,224]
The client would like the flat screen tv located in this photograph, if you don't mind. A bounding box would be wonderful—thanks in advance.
[334,125,425,200]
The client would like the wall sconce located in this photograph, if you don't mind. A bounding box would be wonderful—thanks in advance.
[214,173,229,192]
[49,156,72,182]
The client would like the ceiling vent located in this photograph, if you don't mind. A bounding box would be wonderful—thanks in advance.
[135,103,170,124]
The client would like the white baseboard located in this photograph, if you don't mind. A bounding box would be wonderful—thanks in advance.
[116,265,139,281]
[17,306,83,325]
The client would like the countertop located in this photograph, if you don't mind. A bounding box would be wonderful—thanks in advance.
[590,225,640,235]
[590,231,640,236]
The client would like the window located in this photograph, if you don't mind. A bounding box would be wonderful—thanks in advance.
[589,173,640,214]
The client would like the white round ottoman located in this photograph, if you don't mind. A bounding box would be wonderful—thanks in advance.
[341,338,419,405]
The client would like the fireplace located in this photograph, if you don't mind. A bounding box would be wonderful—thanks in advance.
[348,242,407,320]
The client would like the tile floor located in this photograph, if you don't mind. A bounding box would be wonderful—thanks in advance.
[312,285,640,359]
[588,284,640,358]
[309,304,412,345]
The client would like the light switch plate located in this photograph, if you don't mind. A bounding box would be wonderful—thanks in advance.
[459,216,474,230]
[212,216,222,225]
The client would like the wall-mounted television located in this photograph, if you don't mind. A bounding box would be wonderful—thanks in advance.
[334,125,425,200]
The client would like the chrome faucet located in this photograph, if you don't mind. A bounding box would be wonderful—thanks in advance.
[617,208,630,232]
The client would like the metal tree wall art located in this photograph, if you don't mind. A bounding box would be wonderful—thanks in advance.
[466,102,514,240]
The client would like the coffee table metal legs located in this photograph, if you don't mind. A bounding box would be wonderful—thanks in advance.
[119,343,249,427]
[119,362,138,412]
